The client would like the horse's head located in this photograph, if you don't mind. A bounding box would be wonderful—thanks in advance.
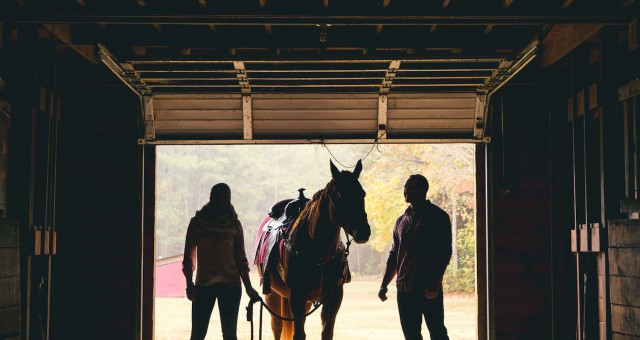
[328,159,371,244]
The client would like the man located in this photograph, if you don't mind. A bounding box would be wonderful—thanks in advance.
[378,174,452,340]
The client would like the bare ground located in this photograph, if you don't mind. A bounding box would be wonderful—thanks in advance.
[155,274,476,340]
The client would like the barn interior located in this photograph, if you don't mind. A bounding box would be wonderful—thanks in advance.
[0,0,639,339]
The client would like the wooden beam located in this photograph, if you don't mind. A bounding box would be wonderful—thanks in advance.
[541,24,602,68]
[377,95,387,139]
[131,46,146,56]
[4,12,631,25]
[242,95,253,140]
[143,96,155,140]
[560,0,574,8]
[41,24,99,64]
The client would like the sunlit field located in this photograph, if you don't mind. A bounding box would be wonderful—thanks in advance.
[155,273,476,340]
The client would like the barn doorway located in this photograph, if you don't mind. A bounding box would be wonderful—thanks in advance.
[153,143,477,339]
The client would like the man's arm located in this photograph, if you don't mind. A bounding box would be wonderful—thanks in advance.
[379,225,399,302]
[378,255,398,302]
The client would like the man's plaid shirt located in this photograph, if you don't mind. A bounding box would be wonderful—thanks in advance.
[386,200,452,293]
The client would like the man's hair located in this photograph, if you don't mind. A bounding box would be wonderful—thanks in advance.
[408,174,429,193]
[210,183,231,198]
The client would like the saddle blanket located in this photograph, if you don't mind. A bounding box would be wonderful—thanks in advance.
[253,215,290,268]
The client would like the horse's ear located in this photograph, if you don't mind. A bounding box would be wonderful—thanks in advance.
[353,160,363,178]
[330,160,340,178]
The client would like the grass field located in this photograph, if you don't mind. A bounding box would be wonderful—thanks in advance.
[155,274,476,340]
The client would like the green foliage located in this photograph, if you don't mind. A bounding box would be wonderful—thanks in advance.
[156,144,475,293]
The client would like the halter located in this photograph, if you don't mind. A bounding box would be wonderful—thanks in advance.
[327,188,363,240]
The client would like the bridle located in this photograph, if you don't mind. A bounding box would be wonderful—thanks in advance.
[327,187,366,241]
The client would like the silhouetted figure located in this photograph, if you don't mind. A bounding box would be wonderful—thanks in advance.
[182,183,260,340]
[378,174,452,340]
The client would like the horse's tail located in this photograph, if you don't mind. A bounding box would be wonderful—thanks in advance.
[280,296,295,340]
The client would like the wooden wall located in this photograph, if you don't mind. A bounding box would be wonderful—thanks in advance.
[482,80,576,339]
[1,24,144,339]
[49,48,142,339]
[0,219,20,340]
[608,220,640,339]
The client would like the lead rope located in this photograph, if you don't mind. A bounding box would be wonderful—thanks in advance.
[247,232,352,340]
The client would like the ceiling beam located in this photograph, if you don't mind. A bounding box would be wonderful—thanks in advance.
[541,24,602,68]
[560,0,574,8]
[74,26,537,50]
[0,11,633,25]
[41,23,99,64]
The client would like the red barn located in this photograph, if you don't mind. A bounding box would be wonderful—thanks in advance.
[155,255,185,298]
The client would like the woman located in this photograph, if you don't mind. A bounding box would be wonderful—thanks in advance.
[182,183,261,340]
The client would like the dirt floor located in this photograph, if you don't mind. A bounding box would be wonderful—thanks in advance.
[155,275,477,340]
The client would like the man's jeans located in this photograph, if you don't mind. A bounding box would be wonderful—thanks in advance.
[397,289,450,340]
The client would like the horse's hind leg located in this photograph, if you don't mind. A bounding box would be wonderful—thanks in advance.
[320,286,344,340]
[265,293,283,340]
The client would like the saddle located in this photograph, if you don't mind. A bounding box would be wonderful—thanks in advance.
[254,189,309,294]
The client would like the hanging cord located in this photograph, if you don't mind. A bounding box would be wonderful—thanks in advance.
[247,233,353,340]
[321,130,386,168]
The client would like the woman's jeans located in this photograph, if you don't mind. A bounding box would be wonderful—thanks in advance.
[190,283,242,340]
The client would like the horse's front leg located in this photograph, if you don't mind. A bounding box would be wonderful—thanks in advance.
[289,293,307,340]
[265,293,283,340]
[320,285,344,340]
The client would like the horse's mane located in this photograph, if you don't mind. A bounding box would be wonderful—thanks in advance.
[290,180,335,239]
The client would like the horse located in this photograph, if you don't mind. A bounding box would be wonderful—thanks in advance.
[253,159,371,340]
